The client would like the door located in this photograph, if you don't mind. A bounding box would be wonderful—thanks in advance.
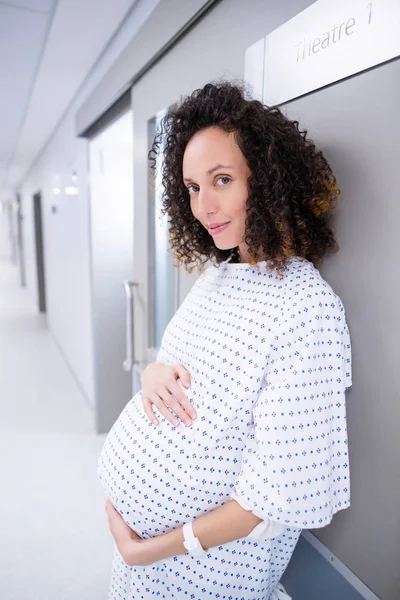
[0,201,11,260]
[146,111,179,361]
[131,102,202,392]
[130,104,198,394]
[16,194,26,287]
[33,192,46,312]
[88,110,135,433]
[7,201,17,264]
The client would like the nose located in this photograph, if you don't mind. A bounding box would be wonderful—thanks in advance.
[197,188,218,217]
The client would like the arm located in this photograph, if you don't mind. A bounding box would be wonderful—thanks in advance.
[149,499,262,561]
[106,499,263,567]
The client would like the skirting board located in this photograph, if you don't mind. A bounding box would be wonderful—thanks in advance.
[281,530,380,600]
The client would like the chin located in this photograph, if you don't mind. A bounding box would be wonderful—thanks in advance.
[215,243,236,251]
[214,239,238,250]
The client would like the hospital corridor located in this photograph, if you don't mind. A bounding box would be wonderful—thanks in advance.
[0,0,398,599]
[0,260,112,599]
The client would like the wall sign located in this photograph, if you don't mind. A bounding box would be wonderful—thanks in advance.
[245,0,400,106]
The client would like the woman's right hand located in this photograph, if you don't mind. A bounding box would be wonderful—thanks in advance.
[140,362,197,427]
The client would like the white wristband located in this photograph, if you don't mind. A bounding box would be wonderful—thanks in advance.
[182,521,208,558]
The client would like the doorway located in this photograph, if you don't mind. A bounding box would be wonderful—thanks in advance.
[33,191,46,312]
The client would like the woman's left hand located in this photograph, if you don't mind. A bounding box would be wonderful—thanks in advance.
[105,499,154,567]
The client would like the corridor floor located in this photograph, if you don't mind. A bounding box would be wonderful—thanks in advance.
[0,260,113,599]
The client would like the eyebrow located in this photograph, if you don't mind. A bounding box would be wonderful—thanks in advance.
[183,164,234,183]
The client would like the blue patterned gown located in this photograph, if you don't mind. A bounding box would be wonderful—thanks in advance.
[98,256,352,599]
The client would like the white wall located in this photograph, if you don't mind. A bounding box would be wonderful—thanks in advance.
[18,0,159,406]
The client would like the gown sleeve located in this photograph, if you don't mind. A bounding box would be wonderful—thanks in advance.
[231,292,352,530]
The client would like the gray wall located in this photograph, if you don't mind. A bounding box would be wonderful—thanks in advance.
[79,0,400,597]
[291,58,400,600]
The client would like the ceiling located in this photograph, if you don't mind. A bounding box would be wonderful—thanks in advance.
[0,0,137,202]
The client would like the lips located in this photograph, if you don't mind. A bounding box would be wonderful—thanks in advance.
[207,222,229,229]
[207,222,230,235]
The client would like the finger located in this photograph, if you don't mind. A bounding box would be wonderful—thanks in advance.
[174,363,191,389]
[157,385,193,426]
[167,379,197,421]
[146,393,181,427]
[105,501,119,526]
[141,397,159,425]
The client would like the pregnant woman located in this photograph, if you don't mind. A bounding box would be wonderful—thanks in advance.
[98,81,352,600]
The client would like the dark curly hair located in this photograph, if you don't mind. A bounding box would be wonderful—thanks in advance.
[149,80,340,274]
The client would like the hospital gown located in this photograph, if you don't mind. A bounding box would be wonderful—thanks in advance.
[97,256,352,599]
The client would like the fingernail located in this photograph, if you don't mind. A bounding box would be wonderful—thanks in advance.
[173,418,180,427]
[152,419,159,426]
[185,420,193,427]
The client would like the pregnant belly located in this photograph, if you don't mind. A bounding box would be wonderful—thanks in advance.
[97,392,239,538]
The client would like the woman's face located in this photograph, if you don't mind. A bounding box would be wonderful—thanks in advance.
[182,126,251,262]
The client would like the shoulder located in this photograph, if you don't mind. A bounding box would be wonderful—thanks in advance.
[277,259,348,330]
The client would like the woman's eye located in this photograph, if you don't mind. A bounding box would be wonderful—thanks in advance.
[216,176,231,186]
[187,185,199,194]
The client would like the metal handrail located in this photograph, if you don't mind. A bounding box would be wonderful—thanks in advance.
[122,280,139,371]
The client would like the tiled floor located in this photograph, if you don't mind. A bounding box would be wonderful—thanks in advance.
[0,260,113,599]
